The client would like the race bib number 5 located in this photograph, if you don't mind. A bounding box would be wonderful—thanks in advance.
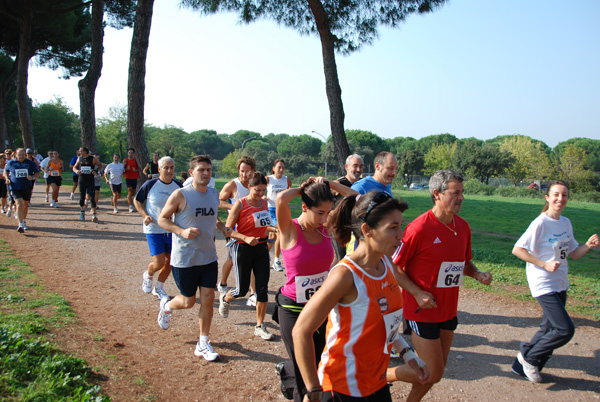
[553,239,569,261]
[252,210,272,228]
[436,261,465,288]
[295,271,328,303]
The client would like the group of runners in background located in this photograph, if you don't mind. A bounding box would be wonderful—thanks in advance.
[2,146,598,401]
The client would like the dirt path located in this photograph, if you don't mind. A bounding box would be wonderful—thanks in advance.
[1,185,599,401]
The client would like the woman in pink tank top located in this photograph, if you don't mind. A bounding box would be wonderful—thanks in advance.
[274,177,357,402]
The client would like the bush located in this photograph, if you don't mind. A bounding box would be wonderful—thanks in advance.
[570,191,600,203]
[463,179,495,196]
[494,186,542,199]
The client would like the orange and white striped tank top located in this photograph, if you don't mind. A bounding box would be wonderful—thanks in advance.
[318,256,404,397]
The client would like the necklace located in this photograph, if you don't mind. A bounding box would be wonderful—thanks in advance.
[437,215,457,236]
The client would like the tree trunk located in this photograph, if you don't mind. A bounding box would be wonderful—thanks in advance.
[127,0,153,185]
[16,0,35,149]
[0,60,17,150]
[307,0,351,172]
[78,0,105,153]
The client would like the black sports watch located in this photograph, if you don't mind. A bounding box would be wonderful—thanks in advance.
[305,387,323,401]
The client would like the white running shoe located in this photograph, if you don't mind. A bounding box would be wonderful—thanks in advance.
[92,214,98,223]
[157,298,171,330]
[79,211,85,221]
[45,194,49,203]
[17,224,24,234]
[517,352,542,383]
[70,192,74,200]
[194,340,220,362]
[114,207,118,214]
[246,293,257,307]
[219,294,230,318]
[217,283,228,296]
[272,260,284,272]
[22,220,28,230]
[6,208,11,217]
[129,205,134,213]
[142,272,153,293]
[152,286,168,300]
[254,324,274,340]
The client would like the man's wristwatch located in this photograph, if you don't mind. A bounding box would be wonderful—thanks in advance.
[399,346,414,358]
[305,387,323,401]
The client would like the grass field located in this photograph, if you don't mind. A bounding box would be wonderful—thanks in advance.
[0,240,110,401]
[396,189,600,319]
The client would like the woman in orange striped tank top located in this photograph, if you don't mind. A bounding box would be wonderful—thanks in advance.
[293,191,430,402]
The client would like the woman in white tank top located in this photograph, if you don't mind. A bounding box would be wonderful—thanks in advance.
[266,158,292,272]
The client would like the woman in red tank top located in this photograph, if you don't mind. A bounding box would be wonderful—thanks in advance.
[221,172,277,340]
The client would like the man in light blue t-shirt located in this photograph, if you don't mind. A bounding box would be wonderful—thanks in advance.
[346,151,398,253]
[350,151,397,195]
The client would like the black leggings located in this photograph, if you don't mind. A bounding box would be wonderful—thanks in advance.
[230,241,270,302]
[79,180,96,208]
[277,292,327,402]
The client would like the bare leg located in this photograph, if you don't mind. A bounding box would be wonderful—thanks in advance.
[220,258,233,286]
[406,330,454,402]
[256,301,267,326]
[198,287,215,336]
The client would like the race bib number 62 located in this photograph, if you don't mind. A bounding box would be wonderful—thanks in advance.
[436,261,465,288]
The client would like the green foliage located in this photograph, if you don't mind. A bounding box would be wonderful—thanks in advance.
[188,129,234,160]
[30,98,80,156]
[570,191,600,203]
[557,144,595,192]
[146,125,193,172]
[463,178,495,196]
[345,129,388,168]
[493,186,541,199]
[96,104,128,160]
[0,328,109,401]
[220,150,243,177]
[500,135,554,185]
[182,0,447,55]
[423,142,456,174]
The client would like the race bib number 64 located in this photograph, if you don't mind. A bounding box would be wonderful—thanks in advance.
[436,261,465,288]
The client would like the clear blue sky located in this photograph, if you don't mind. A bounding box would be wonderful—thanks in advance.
[28,0,600,148]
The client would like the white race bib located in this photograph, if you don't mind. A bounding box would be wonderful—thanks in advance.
[15,169,28,178]
[553,240,569,262]
[151,173,159,179]
[436,261,465,288]
[81,166,92,174]
[294,271,328,303]
[252,210,272,228]
[51,170,60,176]
[382,308,404,354]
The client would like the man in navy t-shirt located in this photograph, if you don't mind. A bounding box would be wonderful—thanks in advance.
[4,148,40,233]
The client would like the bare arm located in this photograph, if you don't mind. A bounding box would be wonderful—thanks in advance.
[225,200,258,245]
[157,190,199,240]
[133,198,153,226]
[275,187,301,248]
[394,266,438,310]
[293,267,355,395]
[219,180,236,210]
[569,234,599,260]
[512,246,561,273]
[464,260,492,285]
